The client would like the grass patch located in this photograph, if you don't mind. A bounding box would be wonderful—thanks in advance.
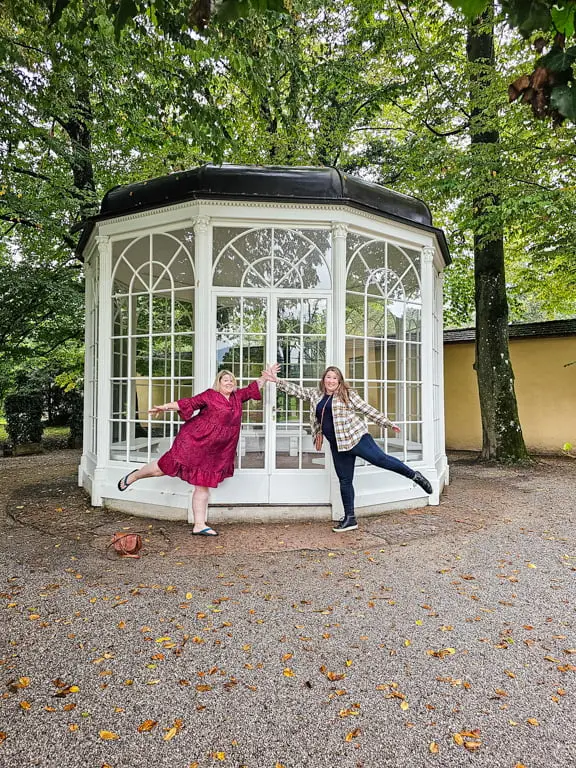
[0,420,71,450]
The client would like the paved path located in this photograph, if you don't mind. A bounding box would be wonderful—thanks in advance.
[0,451,574,767]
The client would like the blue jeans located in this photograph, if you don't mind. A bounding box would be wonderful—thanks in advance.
[329,433,416,518]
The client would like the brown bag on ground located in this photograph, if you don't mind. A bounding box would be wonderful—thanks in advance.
[111,532,142,558]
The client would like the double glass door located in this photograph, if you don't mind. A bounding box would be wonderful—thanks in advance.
[213,292,331,504]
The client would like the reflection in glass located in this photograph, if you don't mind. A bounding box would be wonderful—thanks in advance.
[216,297,267,377]
[151,294,171,334]
[238,424,265,469]
[113,296,129,336]
[213,227,331,289]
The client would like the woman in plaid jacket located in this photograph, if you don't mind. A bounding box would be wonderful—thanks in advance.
[262,364,433,532]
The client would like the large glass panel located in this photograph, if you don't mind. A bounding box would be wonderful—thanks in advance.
[406,343,421,382]
[109,229,195,463]
[113,296,129,336]
[135,295,150,335]
[275,296,327,471]
[151,294,172,334]
[213,227,331,290]
[346,232,423,465]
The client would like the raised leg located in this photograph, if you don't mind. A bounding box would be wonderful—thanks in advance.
[118,460,164,491]
[353,434,432,493]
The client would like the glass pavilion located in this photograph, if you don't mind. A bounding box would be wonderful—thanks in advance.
[77,164,450,523]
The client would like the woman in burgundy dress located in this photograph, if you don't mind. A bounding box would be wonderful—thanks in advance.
[117,369,268,536]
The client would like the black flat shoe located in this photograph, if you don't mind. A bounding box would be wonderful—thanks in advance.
[413,471,433,494]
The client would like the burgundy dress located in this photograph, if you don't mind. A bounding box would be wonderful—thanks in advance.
[157,381,261,488]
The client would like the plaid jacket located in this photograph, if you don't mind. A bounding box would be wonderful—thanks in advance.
[275,379,394,452]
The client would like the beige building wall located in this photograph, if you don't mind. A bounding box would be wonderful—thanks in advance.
[444,336,576,453]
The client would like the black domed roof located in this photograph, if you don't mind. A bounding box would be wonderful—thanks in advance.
[78,164,450,262]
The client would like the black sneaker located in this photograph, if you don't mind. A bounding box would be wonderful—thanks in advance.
[332,517,358,532]
[413,471,433,494]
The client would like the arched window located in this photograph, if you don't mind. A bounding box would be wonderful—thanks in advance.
[346,233,422,461]
[110,230,195,462]
[213,227,331,289]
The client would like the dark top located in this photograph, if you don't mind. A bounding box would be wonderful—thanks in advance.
[316,394,336,445]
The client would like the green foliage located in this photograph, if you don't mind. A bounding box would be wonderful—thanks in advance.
[447,1,576,123]
[4,392,44,446]
[66,389,84,447]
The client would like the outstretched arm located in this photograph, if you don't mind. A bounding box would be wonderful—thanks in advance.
[254,362,279,390]
[349,391,401,433]
[261,363,317,401]
[149,401,179,415]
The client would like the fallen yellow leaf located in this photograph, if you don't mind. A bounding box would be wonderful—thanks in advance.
[19,701,31,711]
[453,734,464,746]
[99,730,119,740]
[212,752,226,761]
[163,727,178,742]
[68,724,79,732]
[527,718,539,726]
[344,728,361,742]
[429,741,439,754]
[427,648,456,658]
[283,668,295,678]
[464,740,482,751]
[137,719,157,732]
[400,701,409,711]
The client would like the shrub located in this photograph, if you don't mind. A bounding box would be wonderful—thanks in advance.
[66,390,84,448]
[4,392,44,447]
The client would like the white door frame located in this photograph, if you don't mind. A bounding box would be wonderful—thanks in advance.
[209,288,332,505]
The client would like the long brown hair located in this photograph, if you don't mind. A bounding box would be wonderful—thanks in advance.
[319,366,351,405]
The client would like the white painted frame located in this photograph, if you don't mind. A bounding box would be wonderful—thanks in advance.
[80,198,448,521]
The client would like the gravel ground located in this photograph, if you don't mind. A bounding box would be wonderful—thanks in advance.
[0,451,574,768]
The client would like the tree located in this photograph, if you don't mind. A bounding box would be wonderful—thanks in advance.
[467,3,528,461]
[0,0,232,374]
[449,0,576,123]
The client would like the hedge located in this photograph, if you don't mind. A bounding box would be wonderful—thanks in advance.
[4,392,44,447]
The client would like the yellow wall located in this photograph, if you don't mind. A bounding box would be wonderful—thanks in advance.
[444,336,576,453]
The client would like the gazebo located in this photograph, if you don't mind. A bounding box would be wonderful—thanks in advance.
[77,164,451,524]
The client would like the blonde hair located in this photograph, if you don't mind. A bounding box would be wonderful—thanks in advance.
[319,366,351,405]
[213,369,237,391]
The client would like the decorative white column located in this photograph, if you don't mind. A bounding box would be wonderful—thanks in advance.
[189,215,211,524]
[436,270,449,484]
[420,244,438,500]
[79,250,95,488]
[330,222,347,520]
[193,214,211,390]
[92,234,113,506]
[331,222,347,372]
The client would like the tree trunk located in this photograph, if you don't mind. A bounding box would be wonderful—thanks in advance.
[467,4,529,462]
[63,86,97,221]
